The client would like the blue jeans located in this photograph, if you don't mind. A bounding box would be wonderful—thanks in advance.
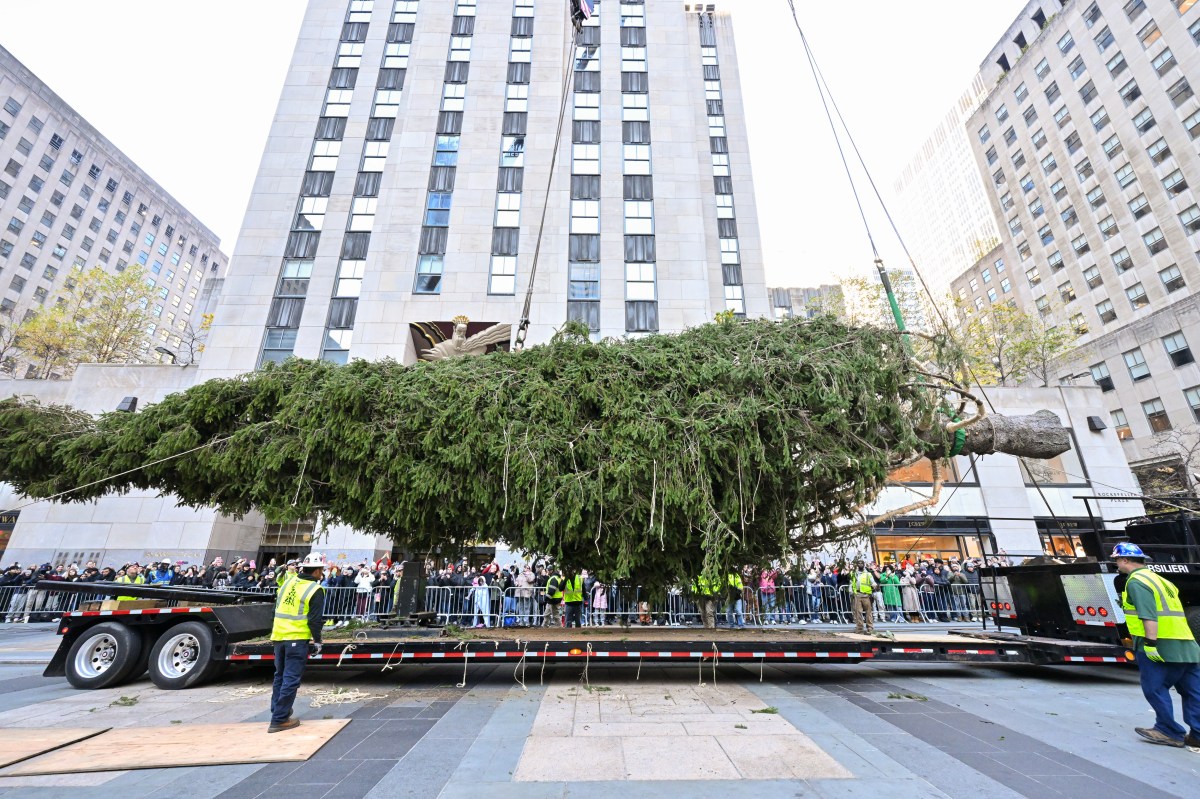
[1136,650,1200,741]
[725,598,744,627]
[271,640,309,725]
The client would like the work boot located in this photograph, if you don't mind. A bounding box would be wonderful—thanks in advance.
[1185,732,1200,752]
[1135,727,1184,747]
[268,717,300,734]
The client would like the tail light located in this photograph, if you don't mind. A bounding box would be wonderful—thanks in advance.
[1076,606,1086,616]
[1087,607,1097,616]
[991,602,998,609]
[1004,603,1012,611]
[1098,607,1109,618]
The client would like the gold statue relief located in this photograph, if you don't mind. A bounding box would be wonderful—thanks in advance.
[419,315,512,361]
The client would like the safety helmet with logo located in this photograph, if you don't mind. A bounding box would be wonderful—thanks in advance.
[1110,542,1148,560]
[300,552,327,569]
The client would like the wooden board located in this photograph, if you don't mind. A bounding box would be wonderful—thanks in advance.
[839,632,1002,643]
[0,728,107,769]
[0,720,350,776]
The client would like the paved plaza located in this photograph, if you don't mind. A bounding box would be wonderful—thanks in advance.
[0,626,1195,798]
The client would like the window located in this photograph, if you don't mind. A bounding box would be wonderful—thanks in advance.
[1143,398,1172,433]
[1107,52,1128,78]
[1152,48,1177,78]
[442,83,466,112]
[978,126,990,144]
[1015,83,1029,103]
[1008,215,1023,236]
[623,144,650,175]
[572,143,598,174]
[414,255,443,293]
[1035,58,1050,80]
[1160,263,1186,292]
[1023,106,1037,127]
[1113,409,1133,439]
[1020,173,1034,193]
[1179,204,1200,234]
[1102,134,1122,159]
[1099,214,1118,239]
[1059,281,1076,304]
[361,141,388,171]
[1147,137,1171,165]
[1001,278,1011,294]
[1072,234,1091,254]
[1168,78,1194,108]
[1093,298,1116,325]
[1026,265,1042,286]
[1115,163,1136,188]
[310,141,340,171]
[1119,78,1142,105]
[1076,157,1093,182]
[1094,26,1115,52]
[1000,192,1014,211]
[1179,0,1200,13]
[506,84,528,113]
[424,192,452,226]
[1125,347,1151,380]
[1061,206,1078,227]
[1032,128,1047,150]
[1187,389,1200,424]
[1128,194,1150,220]
[435,135,460,166]
[1086,186,1105,209]
[1059,32,1075,54]
[449,35,472,62]
[1084,2,1103,27]
[1054,105,1071,128]
[1049,250,1065,271]
[985,146,998,166]
[969,277,979,293]
[1011,150,1028,170]
[995,258,1006,273]
[995,104,1009,123]
[1085,265,1103,288]
[1164,331,1195,367]
[1019,240,1032,260]
[1144,227,1167,255]
[1080,80,1098,104]
[1112,247,1133,272]
[1087,362,1115,392]
[1090,106,1109,131]
[1004,127,1017,146]
[1036,296,1050,317]
[1163,169,1188,194]
[1133,108,1156,134]
[1127,282,1150,310]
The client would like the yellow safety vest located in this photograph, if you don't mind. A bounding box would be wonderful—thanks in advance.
[1121,569,1194,642]
[545,575,563,600]
[271,574,322,641]
[693,575,717,597]
[115,573,145,601]
[854,572,874,594]
[563,576,584,603]
[727,573,744,591]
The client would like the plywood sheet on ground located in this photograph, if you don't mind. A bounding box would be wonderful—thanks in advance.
[0,729,106,769]
[839,632,1001,643]
[1,719,350,776]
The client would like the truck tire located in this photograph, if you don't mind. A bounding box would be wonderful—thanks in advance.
[64,622,144,690]
[147,621,223,690]
[1188,608,1200,642]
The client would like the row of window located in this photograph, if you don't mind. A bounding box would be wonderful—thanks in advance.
[486,1,536,297]
[1112,380,1200,440]
[1089,331,1195,404]
[566,2,606,333]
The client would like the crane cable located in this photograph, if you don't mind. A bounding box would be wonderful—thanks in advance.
[513,9,578,351]
[783,0,1080,537]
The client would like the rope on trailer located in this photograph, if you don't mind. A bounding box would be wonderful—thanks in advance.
[336,643,357,667]
[539,642,550,685]
[636,655,642,682]
[580,642,592,689]
[711,643,719,686]
[759,656,765,683]
[380,641,404,673]
[514,640,529,691]
[456,641,470,688]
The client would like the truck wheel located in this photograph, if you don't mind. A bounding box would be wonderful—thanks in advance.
[65,622,144,690]
[147,621,223,690]
[1188,608,1200,642]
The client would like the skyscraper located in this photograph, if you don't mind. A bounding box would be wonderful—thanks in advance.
[198,0,768,380]
[952,0,1200,492]
[0,45,227,375]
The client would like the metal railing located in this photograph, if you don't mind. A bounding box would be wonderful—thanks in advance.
[0,581,986,627]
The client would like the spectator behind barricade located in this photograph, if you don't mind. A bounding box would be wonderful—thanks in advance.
[202,557,225,588]
[147,559,173,586]
[590,576,608,626]
[963,560,982,621]
[213,570,231,591]
[899,570,921,623]
[880,565,902,623]
[177,566,203,587]
[354,565,375,621]
[948,565,970,622]
[63,566,80,583]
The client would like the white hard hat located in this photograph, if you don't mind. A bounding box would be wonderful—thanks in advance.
[300,552,327,569]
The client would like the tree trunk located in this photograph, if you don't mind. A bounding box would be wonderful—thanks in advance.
[921,409,1070,460]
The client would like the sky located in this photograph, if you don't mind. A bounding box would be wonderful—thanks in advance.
[0,0,1028,288]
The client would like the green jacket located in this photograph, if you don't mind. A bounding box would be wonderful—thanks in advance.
[879,572,901,606]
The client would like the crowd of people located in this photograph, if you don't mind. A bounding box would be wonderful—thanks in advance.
[0,551,991,627]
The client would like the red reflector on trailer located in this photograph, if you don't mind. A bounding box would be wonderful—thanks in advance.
[60,627,68,634]
[1004,603,1012,610]
[1098,607,1108,617]
[1076,606,1086,616]
[1087,607,1097,616]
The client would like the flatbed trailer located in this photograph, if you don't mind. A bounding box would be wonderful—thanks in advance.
[38,581,1131,691]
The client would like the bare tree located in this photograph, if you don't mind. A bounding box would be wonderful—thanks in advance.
[175,313,214,366]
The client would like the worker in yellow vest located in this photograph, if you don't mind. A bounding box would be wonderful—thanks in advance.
[725,571,745,628]
[268,552,327,734]
[543,569,564,627]
[115,564,145,601]
[850,561,877,635]
[562,571,585,628]
[1112,543,1199,749]
[692,574,719,629]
